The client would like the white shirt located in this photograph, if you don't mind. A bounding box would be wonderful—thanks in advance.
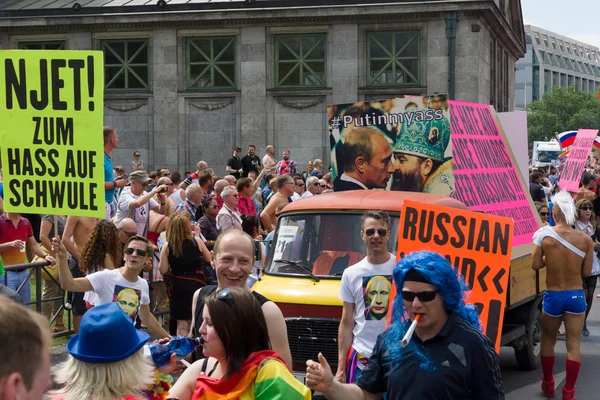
[169,189,185,207]
[339,253,396,357]
[340,173,368,189]
[216,205,243,231]
[87,268,150,322]
[291,192,302,201]
[114,187,158,235]
[301,191,314,199]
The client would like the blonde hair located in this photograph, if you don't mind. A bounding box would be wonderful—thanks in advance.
[552,191,576,226]
[52,348,154,400]
[166,211,194,257]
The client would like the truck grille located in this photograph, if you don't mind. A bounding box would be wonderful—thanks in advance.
[286,317,339,366]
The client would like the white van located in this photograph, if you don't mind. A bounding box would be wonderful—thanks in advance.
[531,141,561,167]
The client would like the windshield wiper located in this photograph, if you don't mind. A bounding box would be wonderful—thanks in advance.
[273,259,320,282]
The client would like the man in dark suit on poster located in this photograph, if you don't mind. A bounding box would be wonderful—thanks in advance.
[333,127,395,192]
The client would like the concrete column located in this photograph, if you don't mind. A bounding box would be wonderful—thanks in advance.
[331,24,359,105]
[240,27,267,149]
[152,29,179,171]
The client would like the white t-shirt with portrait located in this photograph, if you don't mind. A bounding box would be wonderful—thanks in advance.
[87,268,150,322]
[339,253,396,358]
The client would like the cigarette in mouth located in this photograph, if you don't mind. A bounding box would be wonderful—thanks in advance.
[401,314,421,347]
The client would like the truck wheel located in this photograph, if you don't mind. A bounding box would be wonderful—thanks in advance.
[514,307,542,370]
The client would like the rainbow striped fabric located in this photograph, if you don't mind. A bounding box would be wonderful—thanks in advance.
[192,351,311,400]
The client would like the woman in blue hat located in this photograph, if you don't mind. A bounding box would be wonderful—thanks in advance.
[51,302,171,400]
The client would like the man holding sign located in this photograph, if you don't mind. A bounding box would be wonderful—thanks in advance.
[306,251,503,399]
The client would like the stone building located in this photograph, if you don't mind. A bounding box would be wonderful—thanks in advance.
[515,25,600,110]
[0,0,526,174]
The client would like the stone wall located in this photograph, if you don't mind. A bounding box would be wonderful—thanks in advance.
[0,8,523,175]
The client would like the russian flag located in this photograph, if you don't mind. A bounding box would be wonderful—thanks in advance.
[594,137,600,149]
[556,130,577,149]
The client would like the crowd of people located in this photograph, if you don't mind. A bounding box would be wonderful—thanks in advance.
[529,161,600,399]
[2,122,600,399]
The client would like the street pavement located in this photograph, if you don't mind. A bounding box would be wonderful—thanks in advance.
[49,288,600,399]
[503,287,600,400]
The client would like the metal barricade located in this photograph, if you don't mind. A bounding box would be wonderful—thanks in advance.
[2,259,172,339]
[2,261,74,338]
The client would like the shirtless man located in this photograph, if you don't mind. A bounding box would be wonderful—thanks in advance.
[262,145,277,173]
[260,174,294,232]
[532,191,594,400]
[574,174,597,202]
[61,215,100,332]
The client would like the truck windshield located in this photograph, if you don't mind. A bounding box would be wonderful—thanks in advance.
[537,150,561,163]
[266,212,400,278]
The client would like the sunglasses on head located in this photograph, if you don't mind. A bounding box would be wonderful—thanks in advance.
[124,247,148,257]
[217,288,236,311]
[401,290,438,302]
[580,206,593,211]
[364,228,388,237]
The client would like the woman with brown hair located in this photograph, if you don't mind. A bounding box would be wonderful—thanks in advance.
[79,220,122,308]
[159,212,211,336]
[80,220,121,274]
[574,198,600,337]
[169,287,310,399]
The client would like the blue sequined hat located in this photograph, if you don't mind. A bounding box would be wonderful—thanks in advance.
[393,109,450,161]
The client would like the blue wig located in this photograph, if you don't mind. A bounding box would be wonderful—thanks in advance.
[382,251,482,370]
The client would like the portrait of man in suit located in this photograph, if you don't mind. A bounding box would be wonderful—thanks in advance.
[333,127,395,191]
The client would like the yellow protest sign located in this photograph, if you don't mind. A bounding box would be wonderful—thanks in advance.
[0,50,104,218]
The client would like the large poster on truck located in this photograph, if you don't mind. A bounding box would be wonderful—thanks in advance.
[328,95,454,195]
[328,96,540,247]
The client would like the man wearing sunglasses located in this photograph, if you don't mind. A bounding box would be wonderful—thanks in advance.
[114,170,169,236]
[117,218,138,248]
[54,235,169,339]
[336,210,396,385]
[307,251,503,400]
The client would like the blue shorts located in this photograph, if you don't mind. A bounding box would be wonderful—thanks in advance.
[543,290,586,317]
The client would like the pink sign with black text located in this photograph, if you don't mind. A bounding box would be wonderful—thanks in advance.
[449,100,539,247]
[559,129,599,192]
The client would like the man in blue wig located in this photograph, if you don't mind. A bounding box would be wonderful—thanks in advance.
[306,251,504,399]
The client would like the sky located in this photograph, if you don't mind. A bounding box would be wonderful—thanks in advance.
[521,0,600,49]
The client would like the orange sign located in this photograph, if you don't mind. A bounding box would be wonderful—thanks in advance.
[390,200,513,352]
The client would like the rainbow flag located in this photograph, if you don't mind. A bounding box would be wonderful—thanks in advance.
[192,351,311,400]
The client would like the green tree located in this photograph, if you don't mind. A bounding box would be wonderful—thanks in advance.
[526,86,600,143]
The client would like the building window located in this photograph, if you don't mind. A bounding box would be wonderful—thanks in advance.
[101,40,149,90]
[366,30,421,86]
[274,34,326,88]
[532,66,539,101]
[186,36,236,89]
[18,41,64,50]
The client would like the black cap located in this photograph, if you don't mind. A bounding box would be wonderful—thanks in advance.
[235,147,242,152]
[403,269,431,284]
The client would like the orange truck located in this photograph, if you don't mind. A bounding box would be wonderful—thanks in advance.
[253,190,544,379]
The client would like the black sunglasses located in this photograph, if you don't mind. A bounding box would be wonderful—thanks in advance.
[540,212,549,217]
[124,247,148,257]
[217,288,236,311]
[580,206,593,211]
[401,290,438,303]
[364,228,388,237]
[121,229,137,238]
